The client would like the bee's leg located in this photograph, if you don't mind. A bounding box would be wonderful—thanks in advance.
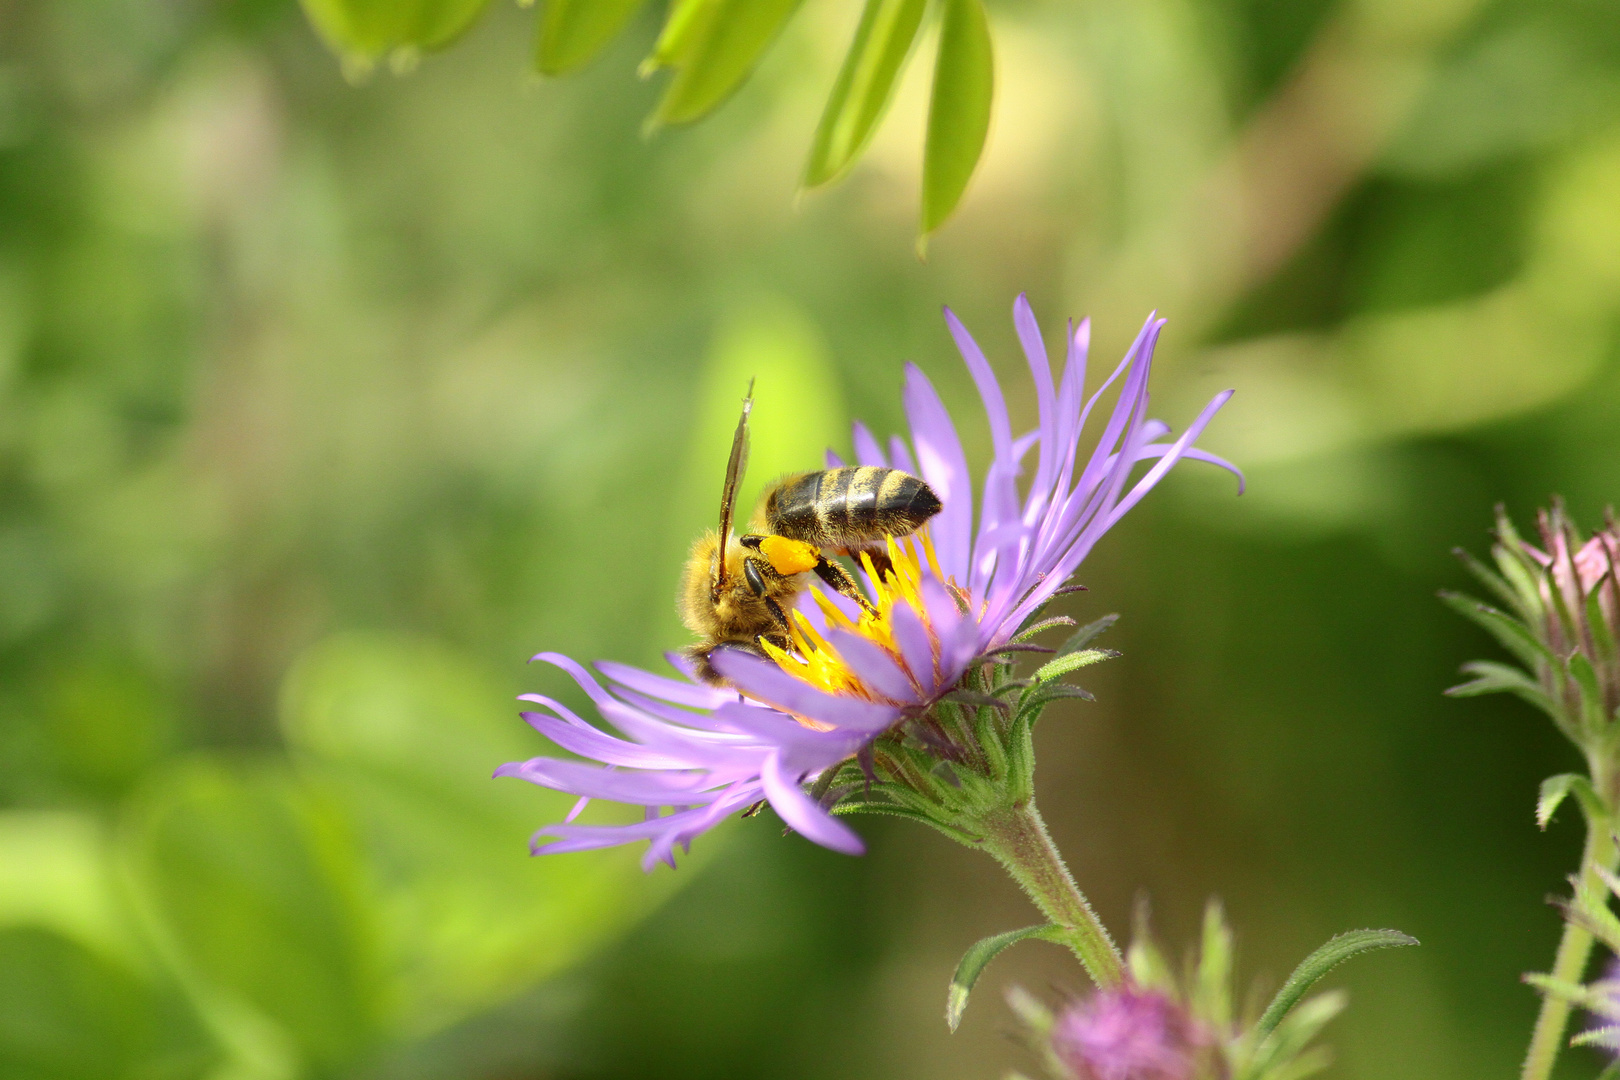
[812,556,878,615]
[762,597,794,637]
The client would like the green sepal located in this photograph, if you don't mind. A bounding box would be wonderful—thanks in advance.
[803,0,928,188]
[536,0,646,75]
[645,0,803,128]
[1524,972,1609,1011]
[919,0,993,244]
[945,923,1063,1031]
[1125,897,1175,992]
[1193,899,1234,1029]
[640,0,712,75]
[1596,1054,1620,1079]
[1574,1026,1620,1052]
[1015,682,1095,728]
[1537,773,1608,830]
[1453,545,1525,615]
[830,798,980,847]
[1032,648,1118,684]
[1056,613,1118,655]
[1255,929,1417,1039]
[1569,652,1608,734]
[1011,615,1077,645]
[1247,991,1346,1080]
[1445,661,1562,725]
[1440,592,1557,671]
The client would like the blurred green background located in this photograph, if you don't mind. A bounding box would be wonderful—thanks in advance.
[3,0,1620,1076]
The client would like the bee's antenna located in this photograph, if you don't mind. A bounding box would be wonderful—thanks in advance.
[713,380,754,593]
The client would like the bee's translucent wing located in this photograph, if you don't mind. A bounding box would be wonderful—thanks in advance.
[713,379,754,592]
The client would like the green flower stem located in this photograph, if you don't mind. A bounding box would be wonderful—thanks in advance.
[1523,804,1619,1080]
[979,797,1125,989]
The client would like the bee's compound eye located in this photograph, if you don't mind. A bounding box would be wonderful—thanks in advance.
[743,558,767,597]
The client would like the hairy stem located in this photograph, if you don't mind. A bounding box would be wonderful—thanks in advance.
[979,798,1125,989]
[1523,809,1619,1080]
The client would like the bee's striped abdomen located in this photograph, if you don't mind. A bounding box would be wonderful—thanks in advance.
[764,467,942,549]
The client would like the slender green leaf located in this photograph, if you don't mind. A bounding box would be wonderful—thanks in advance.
[641,0,715,75]
[1524,972,1607,1010]
[947,923,1064,1031]
[1255,929,1417,1039]
[536,0,647,75]
[648,0,804,128]
[919,0,993,240]
[804,0,927,187]
[301,0,494,59]
[1033,648,1118,684]
[830,801,980,845]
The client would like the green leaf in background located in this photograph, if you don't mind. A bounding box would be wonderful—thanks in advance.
[126,759,386,1072]
[920,0,994,244]
[647,0,805,128]
[280,632,684,1036]
[945,922,1061,1031]
[1255,928,1418,1040]
[536,0,649,76]
[301,0,495,64]
[0,928,218,1080]
[0,811,134,970]
[803,0,928,188]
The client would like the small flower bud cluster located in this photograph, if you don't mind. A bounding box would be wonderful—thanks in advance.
[1447,503,1620,785]
[1004,902,1411,1080]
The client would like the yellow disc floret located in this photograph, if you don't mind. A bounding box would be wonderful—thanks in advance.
[760,530,947,710]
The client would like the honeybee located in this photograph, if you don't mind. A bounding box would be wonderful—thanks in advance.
[680,382,943,685]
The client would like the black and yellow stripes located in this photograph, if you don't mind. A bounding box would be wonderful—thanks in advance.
[763,466,942,549]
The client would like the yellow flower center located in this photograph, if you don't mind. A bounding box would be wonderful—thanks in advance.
[759,530,947,714]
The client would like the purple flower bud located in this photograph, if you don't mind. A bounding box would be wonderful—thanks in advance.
[1050,986,1202,1080]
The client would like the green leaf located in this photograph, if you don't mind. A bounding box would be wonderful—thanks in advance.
[1255,929,1417,1039]
[536,0,647,75]
[1453,546,1524,614]
[947,924,1064,1031]
[641,0,714,74]
[1015,682,1097,728]
[1125,898,1174,992]
[1537,772,1608,830]
[301,0,495,61]
[920,0,993,241]
[647,0,804,128]
[126,759,385,1071]
[1032,648,1118,684]
[0,928,218,1080]
[803,0,927,188]
[280,633,682,1034]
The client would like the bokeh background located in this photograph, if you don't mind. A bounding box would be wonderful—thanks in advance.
[3,0,1620,1076]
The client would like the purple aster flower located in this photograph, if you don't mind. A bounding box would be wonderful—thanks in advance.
[1049,986,1203,1080]
[498,295,1240,869]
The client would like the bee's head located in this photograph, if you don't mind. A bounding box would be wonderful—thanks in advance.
[678,533,769,639]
